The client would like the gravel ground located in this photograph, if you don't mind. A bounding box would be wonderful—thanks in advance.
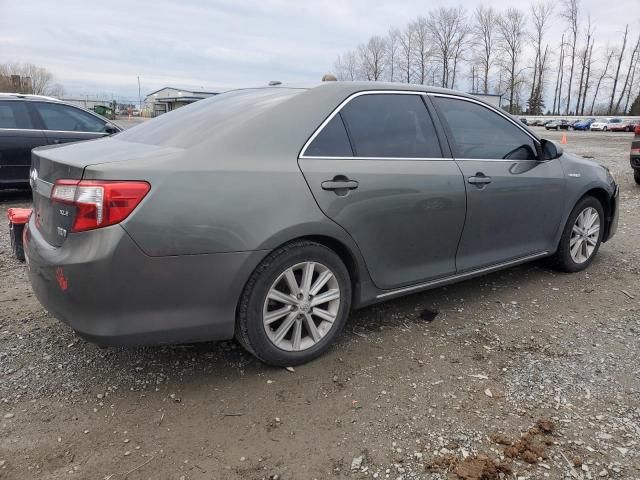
[0,130,639,480]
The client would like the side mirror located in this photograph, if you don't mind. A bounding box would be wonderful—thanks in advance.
[104,124,119,135]
[541,139,563,160]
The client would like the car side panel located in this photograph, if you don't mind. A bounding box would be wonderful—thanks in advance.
[0,129,48,184]
[454,158,566,271]
[299,157,467,289]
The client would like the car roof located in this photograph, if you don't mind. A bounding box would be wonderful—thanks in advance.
[0,92,61,102]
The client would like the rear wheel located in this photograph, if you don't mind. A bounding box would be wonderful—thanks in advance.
[634,169,640,185]
[236,241,351,366]
[551,196,604,272]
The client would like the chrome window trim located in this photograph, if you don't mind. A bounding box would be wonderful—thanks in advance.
[376,251,549,299]
[454,157,549,163]
[299,90,442,160]
[301,156,449,161]
[0,127,107,135]
[427,92,541,146]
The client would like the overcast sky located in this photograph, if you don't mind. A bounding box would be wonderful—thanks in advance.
[0,0,636,101]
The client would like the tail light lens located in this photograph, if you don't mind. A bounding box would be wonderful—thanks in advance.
[51,180,150,232]
[635,125,640,135]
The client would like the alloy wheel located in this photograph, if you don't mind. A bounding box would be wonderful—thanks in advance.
[263,261,341,352]
[569,207,600,264]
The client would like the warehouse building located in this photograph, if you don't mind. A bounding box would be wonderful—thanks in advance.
[145,87,220,116]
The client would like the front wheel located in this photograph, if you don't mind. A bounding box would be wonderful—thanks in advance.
[236,241,352,366]
[551,196,604,273]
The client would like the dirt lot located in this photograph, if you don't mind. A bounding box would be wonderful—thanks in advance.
[1,130,639,480]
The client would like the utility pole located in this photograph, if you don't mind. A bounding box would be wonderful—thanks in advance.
[137,76,142,111]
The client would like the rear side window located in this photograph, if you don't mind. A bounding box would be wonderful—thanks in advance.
[0,101,34,129]
[33,103,106,132]
[304,114,353,157]
[339,94,442,158]
[433,97,538,160]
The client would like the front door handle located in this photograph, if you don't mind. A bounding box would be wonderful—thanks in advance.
[321,179,359,191]
[468,174,492,185]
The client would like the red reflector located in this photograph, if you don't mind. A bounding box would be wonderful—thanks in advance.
[51,180,150,232]
[7,207,32,224]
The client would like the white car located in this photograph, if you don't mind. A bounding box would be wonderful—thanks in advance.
[590,119,610,131]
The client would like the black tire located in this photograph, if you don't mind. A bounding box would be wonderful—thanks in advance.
[634,169,640,185]
[551,196,605,273]
[235,241,352,366]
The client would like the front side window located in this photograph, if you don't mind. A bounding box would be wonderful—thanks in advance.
[0,101,34,129]
[339,94,442,158]
[33,103,106,133]
[433,97,538,160]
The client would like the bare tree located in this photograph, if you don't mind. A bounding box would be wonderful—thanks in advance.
[608,24,629,114]
[623,64,639,113]
[497,8,527,113]
[528,1,554,114]
[427,7,468,88]
[334,50,358,81]
[411,17,431,84]
[580,39,595,115]
[575,18,594,114]
[386,29,400,82]
[472,6,498,94]
[397,25,415,83]
[449,23,470,89]
[552,33,566,115]
[0,62,64,96]
[561,0,580,114]
[358,36,387,81]
[590,46,615,115]
[614,32,640,113]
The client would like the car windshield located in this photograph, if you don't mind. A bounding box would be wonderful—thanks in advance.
[609,119,622,123]
[117,88,304,148]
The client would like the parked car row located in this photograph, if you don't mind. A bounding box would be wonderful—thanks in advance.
[536,117,640,132]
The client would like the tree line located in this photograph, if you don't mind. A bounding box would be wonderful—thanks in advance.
[333,1,640,116]
[0,63,65,97]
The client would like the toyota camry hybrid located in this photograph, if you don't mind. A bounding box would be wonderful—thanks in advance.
[24,82,619,366]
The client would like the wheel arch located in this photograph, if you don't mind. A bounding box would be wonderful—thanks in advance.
[236,229,375,324]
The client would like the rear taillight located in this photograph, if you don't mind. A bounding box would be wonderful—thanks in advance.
[635,125,640,135]
[51,180,150,232]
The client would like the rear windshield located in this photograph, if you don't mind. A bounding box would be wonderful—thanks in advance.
[117,88,303,148]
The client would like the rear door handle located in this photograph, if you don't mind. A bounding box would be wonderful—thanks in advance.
[468,174,492,185]
[321,179,359,190]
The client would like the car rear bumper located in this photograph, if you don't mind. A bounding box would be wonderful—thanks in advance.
[24,218,265,346]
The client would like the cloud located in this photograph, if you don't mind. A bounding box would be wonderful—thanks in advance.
[0,0,637,101]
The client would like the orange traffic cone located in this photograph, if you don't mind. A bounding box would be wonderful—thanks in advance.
[561,132,568,145]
